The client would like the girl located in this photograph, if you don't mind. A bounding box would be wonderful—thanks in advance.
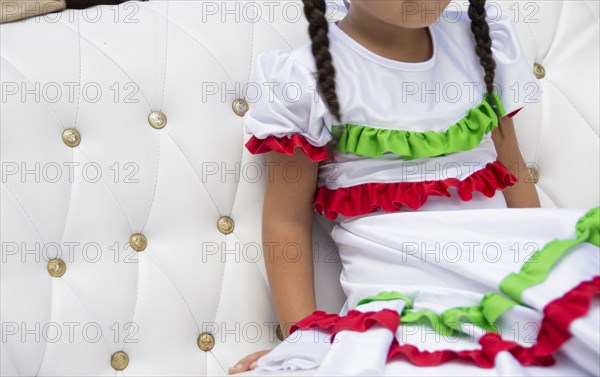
[228,0,599,375]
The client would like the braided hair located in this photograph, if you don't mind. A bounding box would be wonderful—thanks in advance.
[301,0,504,160]
[467,0,504,136]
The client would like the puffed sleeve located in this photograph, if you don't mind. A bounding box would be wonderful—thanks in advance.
[243,49,333,162]
[489,12,543,118]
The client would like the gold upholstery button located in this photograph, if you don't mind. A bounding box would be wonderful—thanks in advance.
[129,233,147,252]
[217,216,234,235]
[110,351,129,370]
[533,63,545,79]
[47,258,66,277]
[528,166,539,184]
[62,128,80,147]
[276,324,284,341]
[232,98,249,117]
[148,111,167,129]
[197,332,215,352]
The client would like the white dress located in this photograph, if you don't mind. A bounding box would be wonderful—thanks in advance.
[242,6,600,377]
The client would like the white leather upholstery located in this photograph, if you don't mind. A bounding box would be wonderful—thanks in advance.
[0,1,597,376]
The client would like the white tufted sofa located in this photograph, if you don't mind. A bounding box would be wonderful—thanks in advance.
[0,1,598,376]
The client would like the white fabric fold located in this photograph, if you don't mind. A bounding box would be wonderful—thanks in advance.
[254,328,332,372]
[315,299,406,376]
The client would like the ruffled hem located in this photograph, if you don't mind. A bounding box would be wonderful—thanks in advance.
[332,92,506,160]
[245,134,330,162]
[288,310,340,336]
[387,276,600,367]
[290,309,400,343]
[387,332,554,368]
[314,160,517,220]
[285,277,599,369]
[535,276,600,356]
[501,206,599,302]
[330,309,399,341]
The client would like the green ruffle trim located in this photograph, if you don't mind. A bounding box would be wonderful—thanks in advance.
[577,206,600,247]
[357,291,512,337]
[500,206,600,303]
[401,305,497,337]
[356,290,513,336]
[403,293,513,336]
[353,207,599,336]
[357,291,414,308]
[332,91,506,160]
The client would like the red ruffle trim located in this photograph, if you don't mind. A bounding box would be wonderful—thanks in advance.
[244,134,329,162]
[388,333,554,368]
[289,309,400,343]
[314,160,518,220]
[289,310,340,336]
[532,275,600,357]
[387,276,600,368]
[387,331,554,368]
[330,309,400,341]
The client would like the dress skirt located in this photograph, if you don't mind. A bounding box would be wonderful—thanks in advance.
[252,192,600,376]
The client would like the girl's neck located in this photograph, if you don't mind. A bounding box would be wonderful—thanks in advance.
[336,11,433,64]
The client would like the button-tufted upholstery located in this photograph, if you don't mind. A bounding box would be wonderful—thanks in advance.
[0,1,598,376]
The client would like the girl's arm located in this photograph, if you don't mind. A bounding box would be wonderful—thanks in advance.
[492,116,541,208]
[228,148,317,374]
[262,148,319,337]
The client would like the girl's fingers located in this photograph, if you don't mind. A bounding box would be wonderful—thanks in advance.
[227,359,249,375]
[227,350,269,374]
[226,362,243,375]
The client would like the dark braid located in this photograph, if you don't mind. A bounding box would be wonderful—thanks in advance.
[468,0,505,134]
[302,0,341,123]
[302,0,342,161]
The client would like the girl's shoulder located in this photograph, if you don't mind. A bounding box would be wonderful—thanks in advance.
[439,6,542,116]
[247,41,322,90]
[243,44,333,163]
[439,5,527,62]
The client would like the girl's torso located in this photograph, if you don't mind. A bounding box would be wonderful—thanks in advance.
[243,7,542,222]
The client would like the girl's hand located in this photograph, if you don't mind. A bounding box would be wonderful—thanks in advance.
[227,349,271,375]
